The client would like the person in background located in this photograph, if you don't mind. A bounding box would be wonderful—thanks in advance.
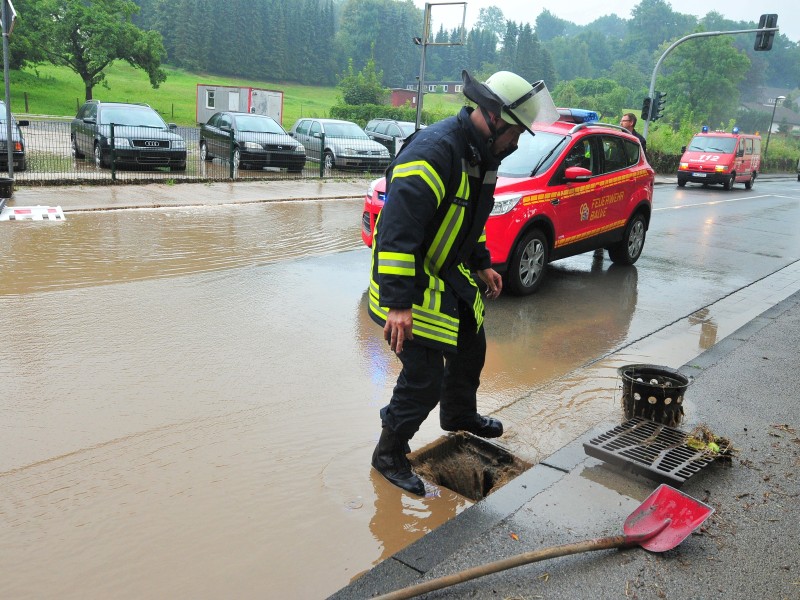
[621,112,647,156]
[367,69,558,495]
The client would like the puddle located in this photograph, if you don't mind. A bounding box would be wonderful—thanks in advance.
[410,433,532,502]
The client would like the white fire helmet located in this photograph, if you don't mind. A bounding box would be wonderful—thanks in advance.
[463,70,558,135]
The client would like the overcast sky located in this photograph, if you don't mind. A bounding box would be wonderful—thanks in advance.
[414,0,797,44]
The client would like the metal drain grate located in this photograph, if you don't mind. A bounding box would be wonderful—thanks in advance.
[583,417,716,486]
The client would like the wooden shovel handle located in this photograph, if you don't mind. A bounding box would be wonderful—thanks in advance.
[374,520,670,600]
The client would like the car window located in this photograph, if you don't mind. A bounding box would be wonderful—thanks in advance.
[295,120,309,135]
[399,123,417,136]
[309,121,321,136]
[207,113,220,127]
[498,130,566,178]
[219,114,232,128]
[365,120,378,132]
[324,122,368,139]
[234,115,284,133]
[100,106,166,128]
[623,139,640,166]
[387,124,401,137]
[374,122,389,135]
[687,135,736,153]
[601,136,627,173]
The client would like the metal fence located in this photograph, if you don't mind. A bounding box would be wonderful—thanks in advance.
[8,117,394,186]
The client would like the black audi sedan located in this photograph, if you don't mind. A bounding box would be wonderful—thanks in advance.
[71,100,187,170]
[199,112,306,172]
[0,100,29,172]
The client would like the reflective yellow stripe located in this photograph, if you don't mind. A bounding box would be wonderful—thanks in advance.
[378,251,415,276]
[392,160,445,205]
[368,286,459,346]
[457,263,484,330]
[477,227,486,243]
[427,203,464,271]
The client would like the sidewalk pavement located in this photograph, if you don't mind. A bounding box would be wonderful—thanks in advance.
[6,173,794,213]
[330,290,800,599]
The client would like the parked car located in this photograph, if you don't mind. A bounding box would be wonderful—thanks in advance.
[364,118,422,155]
[199,111,306,172]
[288,118,390,171]
[71,100,187,170]
[0,100,28,172]
[361,109,655,295]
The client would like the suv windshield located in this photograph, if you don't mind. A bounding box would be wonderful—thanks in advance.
[100,107,167,128]
[325,123,368,139]
[498,131,566,177]
[687,136,737,153]
[234,115,284,134]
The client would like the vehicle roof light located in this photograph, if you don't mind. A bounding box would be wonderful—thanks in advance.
[732,126,740,134]
[557,108,599,124]
[701,125,709,133]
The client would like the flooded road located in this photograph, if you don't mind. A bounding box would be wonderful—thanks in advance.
[2,180,799,599]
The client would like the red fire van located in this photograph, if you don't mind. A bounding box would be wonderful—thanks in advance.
[677,127,761,190]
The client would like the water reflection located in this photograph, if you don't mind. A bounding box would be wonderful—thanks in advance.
[688,307,719,350]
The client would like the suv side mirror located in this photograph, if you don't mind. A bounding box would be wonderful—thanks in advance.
[83,117,97,125]
[564,166,592,182]
[168,123,178,130]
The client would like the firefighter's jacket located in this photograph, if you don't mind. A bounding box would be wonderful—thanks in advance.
[368,107,500,352]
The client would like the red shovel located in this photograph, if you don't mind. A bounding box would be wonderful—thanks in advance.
[375,484,714,600]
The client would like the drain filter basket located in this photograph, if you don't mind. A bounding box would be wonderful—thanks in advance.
[583,417,717,486]
[618,364,692,427]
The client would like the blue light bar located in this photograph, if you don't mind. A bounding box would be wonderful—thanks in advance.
[701,125,709,133]
[557,108,599,124]
[732,126,740,133]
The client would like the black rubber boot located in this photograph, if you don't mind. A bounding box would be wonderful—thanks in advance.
[371,428,425,496]
[441,414,503,438]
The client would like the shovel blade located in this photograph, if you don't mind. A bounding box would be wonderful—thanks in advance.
[624,484,714,552]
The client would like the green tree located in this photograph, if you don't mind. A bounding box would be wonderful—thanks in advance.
[16,0,167,100]
[337,56,387,105]
[658,30,750,126]
[534,10,570,42]
[475,6,505,43]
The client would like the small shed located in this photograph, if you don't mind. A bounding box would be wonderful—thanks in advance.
[196,84,284,125]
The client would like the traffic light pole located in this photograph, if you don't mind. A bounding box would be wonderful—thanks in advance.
[642,25,778,139]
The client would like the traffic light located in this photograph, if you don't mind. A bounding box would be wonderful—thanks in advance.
[641,97,652,121]
[754,14,778,51]
[652,91,667,121]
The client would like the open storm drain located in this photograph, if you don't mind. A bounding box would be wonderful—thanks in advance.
[583,417,717,487]
[409,433,531,502]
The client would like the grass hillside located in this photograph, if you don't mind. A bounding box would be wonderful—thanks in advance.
[8,62,464,127]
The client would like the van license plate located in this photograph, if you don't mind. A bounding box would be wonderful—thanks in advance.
[693,173,706,178]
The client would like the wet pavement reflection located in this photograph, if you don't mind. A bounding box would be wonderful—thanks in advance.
[1,180,799,599]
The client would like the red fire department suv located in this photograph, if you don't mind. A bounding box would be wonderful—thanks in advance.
[361,110,655,295]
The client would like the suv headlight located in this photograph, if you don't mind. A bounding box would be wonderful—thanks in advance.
[244,142,262,150]
[295,144,305,153]
[490,194,522,216]
[172,140,186,150]
[113,138,132,148]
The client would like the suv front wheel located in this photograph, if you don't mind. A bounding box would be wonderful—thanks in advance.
[609,213,646,265]
[506,228,549,296]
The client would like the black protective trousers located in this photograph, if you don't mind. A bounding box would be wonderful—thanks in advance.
[379,305,486,440]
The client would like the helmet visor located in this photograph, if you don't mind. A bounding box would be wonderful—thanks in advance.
[503,80,559,133]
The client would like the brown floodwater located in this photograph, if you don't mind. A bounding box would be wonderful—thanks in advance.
[2,193,799,599]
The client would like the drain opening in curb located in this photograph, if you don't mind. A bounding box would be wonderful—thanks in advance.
[409,432,532,502]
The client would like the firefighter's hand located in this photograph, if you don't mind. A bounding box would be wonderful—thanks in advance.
[385,308,413,354]
[478,268,503,299]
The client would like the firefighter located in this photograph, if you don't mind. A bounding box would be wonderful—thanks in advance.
[368,69,558,495]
